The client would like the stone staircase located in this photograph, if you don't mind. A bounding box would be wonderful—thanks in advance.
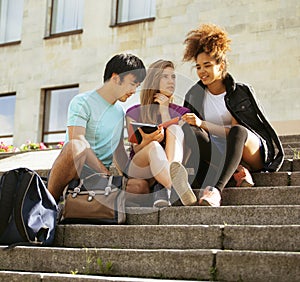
[0,136,300,281]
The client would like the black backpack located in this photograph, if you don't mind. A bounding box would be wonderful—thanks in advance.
[0,167,57,246]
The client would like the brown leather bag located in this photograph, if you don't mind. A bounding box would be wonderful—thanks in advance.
[60,173,127,224]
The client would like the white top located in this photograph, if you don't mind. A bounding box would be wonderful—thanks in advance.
[203,88,233,153]
[203,88,232,128]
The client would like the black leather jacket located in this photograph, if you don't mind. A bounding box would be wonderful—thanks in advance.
[183,73,284,172]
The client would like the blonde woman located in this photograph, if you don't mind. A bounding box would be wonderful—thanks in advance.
[126,60,196,207]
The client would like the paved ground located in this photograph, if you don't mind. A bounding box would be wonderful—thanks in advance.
[0,149,61,172]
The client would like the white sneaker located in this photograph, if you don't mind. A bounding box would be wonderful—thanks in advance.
[199,186,221,207]
[169,162,197,206]
[153,184,169,208]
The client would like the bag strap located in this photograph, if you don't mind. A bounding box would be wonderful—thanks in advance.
[84,172,109,180]
[68,175,117,197]
[0,170,19,237]
[14,169,36,242]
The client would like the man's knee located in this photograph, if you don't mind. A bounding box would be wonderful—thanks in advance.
[64,139,88,152]
[62,139,89,160]
[126,178,150,194]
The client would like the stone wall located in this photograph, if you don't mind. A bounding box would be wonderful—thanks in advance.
[0,0,299,146]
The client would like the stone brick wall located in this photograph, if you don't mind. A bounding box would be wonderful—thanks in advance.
[0,0,299,146]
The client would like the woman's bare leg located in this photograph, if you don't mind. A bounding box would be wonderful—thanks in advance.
[165,124,184,163]
[128,141,172,189]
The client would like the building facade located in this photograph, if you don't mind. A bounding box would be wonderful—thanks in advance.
[0,0,299,146]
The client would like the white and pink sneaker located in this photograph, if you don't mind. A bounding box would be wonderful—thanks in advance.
[199,186,221,207]
[233,165,254,187]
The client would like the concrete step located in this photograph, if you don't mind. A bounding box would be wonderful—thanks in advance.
[125,205,300,226]
[215,186,300,205]
[284,147,300,158]
[54,224,300,252]
[230,171,300,186]
[279,134,300,143]
[0,271,198,282]
[279,159,292,171]
[126,186,300,207]
[0,246,299,281]
[278,158,300,171]
[215,250,300,282]
[282,141,300,148]
[2,170,300,186]
[282,142,300,159]
[0,148,299,175]
[1,139,300,282]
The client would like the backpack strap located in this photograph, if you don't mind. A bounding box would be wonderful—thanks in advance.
[14,169,36,242]
[0,170,19,236]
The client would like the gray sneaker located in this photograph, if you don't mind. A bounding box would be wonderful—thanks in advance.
[169,187,183,206]
[153,183,169,208]
[170,162,197,206]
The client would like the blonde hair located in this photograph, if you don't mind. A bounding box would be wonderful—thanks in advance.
[140,60,175,124]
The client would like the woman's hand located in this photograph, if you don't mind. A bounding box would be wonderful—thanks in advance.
[154,91,172,122]
[182,113,202,128]
[154,91,170,106]
[132,126,164,154]
[139,125,165,144]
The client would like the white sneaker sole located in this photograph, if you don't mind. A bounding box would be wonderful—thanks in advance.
[153,199,169,208]
[170,162,197,206]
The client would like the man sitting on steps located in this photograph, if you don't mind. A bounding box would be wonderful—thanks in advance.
[47,53,147,202]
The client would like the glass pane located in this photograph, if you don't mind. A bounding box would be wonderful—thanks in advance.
[0,0,24,43]
[44,87,78,132]
[51,0,84,34]
[43,133,66,144]
[0,95,16,136]
[117,0,155,23]
[0,137,13,145]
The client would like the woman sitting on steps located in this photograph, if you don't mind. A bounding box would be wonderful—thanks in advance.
[170,23,284,207]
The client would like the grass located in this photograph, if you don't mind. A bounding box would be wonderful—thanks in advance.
[288,145,300,159]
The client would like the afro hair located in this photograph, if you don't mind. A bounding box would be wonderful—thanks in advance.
[183,23,231,63]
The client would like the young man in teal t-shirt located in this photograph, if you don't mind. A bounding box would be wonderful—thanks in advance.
[48,54,146,201]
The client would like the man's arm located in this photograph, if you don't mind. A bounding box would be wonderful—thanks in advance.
[113,130,129,175]
[68,126,110,174]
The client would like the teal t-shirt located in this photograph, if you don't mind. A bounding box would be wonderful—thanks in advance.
[66,89,124,167]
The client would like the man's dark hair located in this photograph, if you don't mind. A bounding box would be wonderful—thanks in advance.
[103,53,146,83]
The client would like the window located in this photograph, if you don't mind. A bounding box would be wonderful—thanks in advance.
[112,0,155,26]
[0,0,24,44]
[50,0,84,35]
[0,94,16,144]
[42,86,78,144]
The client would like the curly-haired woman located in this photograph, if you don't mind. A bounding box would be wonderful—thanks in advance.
[170,23,284,207]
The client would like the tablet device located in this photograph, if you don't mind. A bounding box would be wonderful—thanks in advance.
[130,122,158,144]
[128,117,180,144]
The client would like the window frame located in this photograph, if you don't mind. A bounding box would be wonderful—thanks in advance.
[110,0,155,27]
[41,84,79,146]
[0,92,16,144]
[45,0,84,39]
[0,0,24,45]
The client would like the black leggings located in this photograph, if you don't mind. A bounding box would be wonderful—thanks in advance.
[183,124,248,191]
